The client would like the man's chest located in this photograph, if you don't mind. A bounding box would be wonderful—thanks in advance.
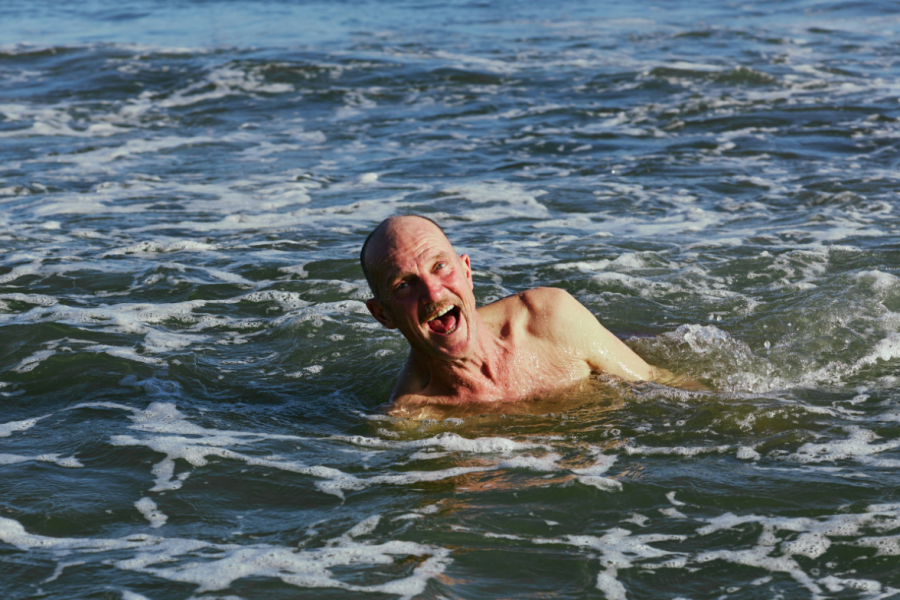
[503,344,590,396]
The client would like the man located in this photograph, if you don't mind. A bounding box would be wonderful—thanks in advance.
[361,215,679,419]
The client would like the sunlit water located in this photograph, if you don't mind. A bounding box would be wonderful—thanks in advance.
[3,1,900,598]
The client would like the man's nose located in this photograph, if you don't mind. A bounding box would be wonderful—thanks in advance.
[419,274,444,302]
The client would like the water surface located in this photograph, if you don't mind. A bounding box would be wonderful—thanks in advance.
[3,1,900,598]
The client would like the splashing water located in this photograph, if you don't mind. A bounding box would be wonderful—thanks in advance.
[3,0,900,598]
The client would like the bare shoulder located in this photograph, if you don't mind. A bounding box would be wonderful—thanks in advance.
[519,287,659,381]
[517,287,588,336]
[481,286,574,317]
[517,286,577,313]
[477,287,582,340]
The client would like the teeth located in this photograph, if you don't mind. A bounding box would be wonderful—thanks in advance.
[427,305,454,322]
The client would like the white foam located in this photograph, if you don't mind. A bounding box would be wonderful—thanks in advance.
[693,515,838,593]
[134,497,168,529]
[335,515,381,543]
[0,293,58,307]
[571,451,622,491]
[623,513,649,527]
[416,504,441,515]
[278,264,309,278]
[695,546,821,595]
[102,240,219,257]
[314,465,496,499]
[819,575,882,593]
[780,532,831,559]
[624,444,732,457]
[552,260,612,273]
[47,135,219,174]
[736,446,761,461]
[855,270,900,294]
[2,300,237,359]
[0,453,83,468]
[857,333,900,367]
[577,476,623,491]
[236,290,311,310]
[276,300,371,328]
[0,415,47,437]
[10,299,207,331]
[431,50,518,74]
[784,426,900,466]
[157,64,293,110]
[392,513,423,521]
[608,253,648,271]
[498,453,562,471]
[0,261,42,285]
[142,330,208,353]
[546,529,687,595]
[439,181,549,223]
[0,103,129,139]
[76,400,505,498]
[409,500,900,597]
[286,365,323,378]
[696,504,900,561]
[666,492,685,506]
[855,535,900,556]
[43,561,86,584]
[91,345,165,366]
[664,324,744,355]
[0,515,449,599]
[80,399,630,499]
[4,17,897,596]
[595,569,628,600]
[333,431,549,455]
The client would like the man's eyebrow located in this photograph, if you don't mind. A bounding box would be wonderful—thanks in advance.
[384,268,409,284]
[383,252,454,283]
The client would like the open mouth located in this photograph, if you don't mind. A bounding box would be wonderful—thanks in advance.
[426,305,460,335]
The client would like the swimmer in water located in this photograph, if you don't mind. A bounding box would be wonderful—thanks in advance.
[361,215,697,419]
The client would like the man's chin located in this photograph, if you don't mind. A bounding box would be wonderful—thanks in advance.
[422,320,472,358]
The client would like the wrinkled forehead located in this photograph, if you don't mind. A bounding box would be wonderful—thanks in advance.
[366,217,455,279]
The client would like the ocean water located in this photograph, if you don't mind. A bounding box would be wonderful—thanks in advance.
[3,0,900,598]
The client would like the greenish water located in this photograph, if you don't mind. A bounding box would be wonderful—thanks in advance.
[3,0,900,598]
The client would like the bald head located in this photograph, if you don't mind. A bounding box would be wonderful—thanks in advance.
[360,215,450,299]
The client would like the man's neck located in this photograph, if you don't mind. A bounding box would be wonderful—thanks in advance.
[408,315,510,400]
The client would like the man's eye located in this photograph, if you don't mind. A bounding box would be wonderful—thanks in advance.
[436,262,446,270]
[396,281,408,290]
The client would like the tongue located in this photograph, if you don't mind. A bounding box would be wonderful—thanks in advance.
[428,309,458,334]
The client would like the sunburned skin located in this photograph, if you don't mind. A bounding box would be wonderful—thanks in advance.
[361,215,704,419]
[427,304,459,335]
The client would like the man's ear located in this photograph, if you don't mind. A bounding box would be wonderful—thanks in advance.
[366,298,397,330]
[459,253,473,290]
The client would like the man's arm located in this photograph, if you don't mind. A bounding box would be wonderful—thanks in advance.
[521,287,657,381]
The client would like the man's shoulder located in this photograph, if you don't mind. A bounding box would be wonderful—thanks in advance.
[479,287,580,338]
[517,286,575,311]
[481,287,575,317]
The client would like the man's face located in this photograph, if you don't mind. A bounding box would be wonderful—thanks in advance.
[365,218,477,361]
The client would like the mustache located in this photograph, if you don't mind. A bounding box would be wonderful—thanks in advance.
[421,302,457,321]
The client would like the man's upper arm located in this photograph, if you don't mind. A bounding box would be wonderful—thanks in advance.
[524,288,656,381]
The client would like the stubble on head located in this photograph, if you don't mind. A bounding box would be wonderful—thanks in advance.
[360,215,479,362]
[361,215,451,301]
